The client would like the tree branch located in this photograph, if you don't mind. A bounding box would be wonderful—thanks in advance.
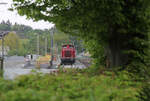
[71,0,76,5]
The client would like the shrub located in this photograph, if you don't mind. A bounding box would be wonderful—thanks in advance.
[137,83,150,101]
[0,70,140,101]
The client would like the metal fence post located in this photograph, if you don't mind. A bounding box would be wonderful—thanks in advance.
[0,57,3,76]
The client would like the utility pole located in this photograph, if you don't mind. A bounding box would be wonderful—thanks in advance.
[2,37,4,59]
[49,26,55,68]
[37,34,40,55]
[0,2,9,77]
[45,37,47,55]
[0,36,4,75]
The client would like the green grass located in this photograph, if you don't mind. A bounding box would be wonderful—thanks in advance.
[0,69,140,101]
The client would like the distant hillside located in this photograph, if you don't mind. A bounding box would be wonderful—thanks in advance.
[0,20,50,38]
[0,20,83,55]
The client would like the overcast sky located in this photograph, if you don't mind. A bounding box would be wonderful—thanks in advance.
[0,0,54,30]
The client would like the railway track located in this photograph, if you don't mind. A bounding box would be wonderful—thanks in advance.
[60,60,86,69]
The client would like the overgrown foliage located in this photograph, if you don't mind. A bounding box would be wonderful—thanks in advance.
[10,1,150,100]
[137,83,150,101]
[11,0,150,76]
[0,70,140,101]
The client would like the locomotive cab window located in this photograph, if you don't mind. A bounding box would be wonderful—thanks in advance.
[69,45,74,48]
[62,45,67,48]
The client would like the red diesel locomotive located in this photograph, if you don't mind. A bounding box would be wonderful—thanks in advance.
[61,44,76,65]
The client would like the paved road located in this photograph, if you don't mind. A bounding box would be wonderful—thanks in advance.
[4,56,25,69]
[3,56,60,79]
[3,55,87,80]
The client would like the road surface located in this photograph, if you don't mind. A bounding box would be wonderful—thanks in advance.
[3,55,87,80]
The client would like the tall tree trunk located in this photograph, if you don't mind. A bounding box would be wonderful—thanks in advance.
[106,32,123,68]
[108,40,121,67]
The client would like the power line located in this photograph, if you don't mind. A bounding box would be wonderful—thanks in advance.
[0,2,8,5]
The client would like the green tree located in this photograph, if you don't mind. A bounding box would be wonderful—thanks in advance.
[12,0,150,76]
[0,20,11,31]
[2,32,21,50]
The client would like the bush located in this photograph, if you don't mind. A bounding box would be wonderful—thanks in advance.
[0,70,140,101]
[137,83,150,101]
